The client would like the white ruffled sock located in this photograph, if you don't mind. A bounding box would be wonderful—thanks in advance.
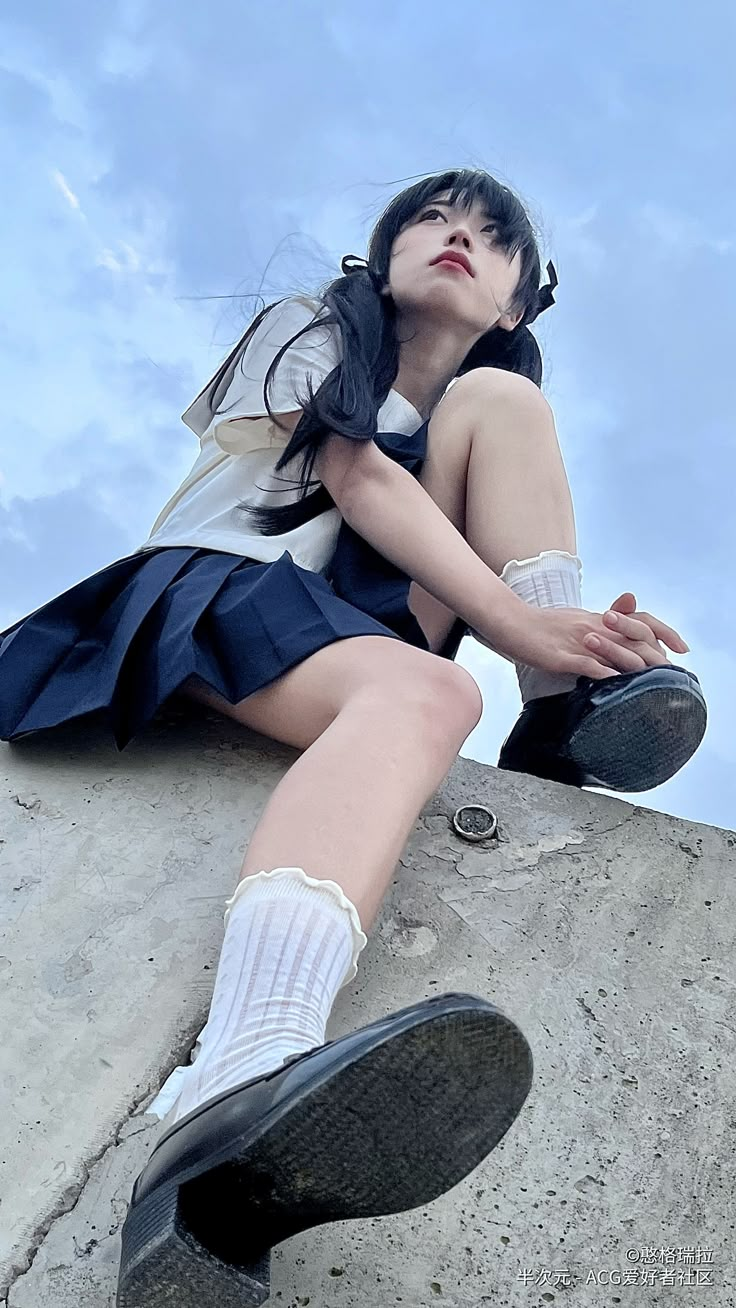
[170,867,368,1124]
[475,546,585,701]
[501,550,584,702]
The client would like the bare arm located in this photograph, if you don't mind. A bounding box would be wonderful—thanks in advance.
[314,432,673,679]
[315,433,525,645]
[259,415,518,640]
[241,417,671,678]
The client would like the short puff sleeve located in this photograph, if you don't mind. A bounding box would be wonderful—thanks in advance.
[182,297,341,457]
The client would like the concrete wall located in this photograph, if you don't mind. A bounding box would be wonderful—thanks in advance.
[1,705,734,1307]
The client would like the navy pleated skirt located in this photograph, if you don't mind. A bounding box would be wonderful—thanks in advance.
[0,423,467,749]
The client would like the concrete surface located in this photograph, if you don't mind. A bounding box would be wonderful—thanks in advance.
[1,702,734,1307]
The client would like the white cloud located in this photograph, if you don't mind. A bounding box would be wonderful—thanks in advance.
[51,168,82,212]
[0,28,89,130]
[638,202,734,256]
[0,81,220,541]
[99,35,153,80]
[95,241,144,275]
[95,249,125,273]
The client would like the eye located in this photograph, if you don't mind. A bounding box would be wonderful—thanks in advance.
[418,207,446,222]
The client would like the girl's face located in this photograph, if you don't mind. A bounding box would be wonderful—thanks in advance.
[386,193,523,335]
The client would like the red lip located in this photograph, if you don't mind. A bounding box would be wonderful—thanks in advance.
[430,250,474,276]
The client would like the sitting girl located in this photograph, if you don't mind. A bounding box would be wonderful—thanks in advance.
[0,168,705,1306]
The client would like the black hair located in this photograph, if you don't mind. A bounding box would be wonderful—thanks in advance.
[213,168,550,535]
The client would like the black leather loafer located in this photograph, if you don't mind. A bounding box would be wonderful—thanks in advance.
[497,665,706,792]
[116,991,532,1307]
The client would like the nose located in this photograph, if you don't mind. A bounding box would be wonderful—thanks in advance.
[446,225,473,250]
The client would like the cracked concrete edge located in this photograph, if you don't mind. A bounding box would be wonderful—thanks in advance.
[1,1033,202,1303]
[2,1097,143,1301]
[4,752,729,1305]
[0,771,532,1303]
[4,1106,162,1308]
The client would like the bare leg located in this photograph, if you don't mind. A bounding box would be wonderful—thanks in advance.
[461,370,576,570]
[408,367,576,651]
[185,636,482,926]
[185,371,557,916]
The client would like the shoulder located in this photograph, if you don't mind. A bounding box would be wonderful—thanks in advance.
[182,296,339,439]
[436,367,546,412]
[236,296,339,383]
[247,295,332,350]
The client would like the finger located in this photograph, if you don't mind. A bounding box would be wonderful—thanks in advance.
[632,644,671,667]
[597,629,670,666]
[636,611,690,654]
[569,657,621,680]
[610,592,637,615]
[609,600,689,654]
[603,611,661,647]
[584,633,647,673]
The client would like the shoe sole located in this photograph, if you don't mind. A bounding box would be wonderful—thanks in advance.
[566,672,707,791]
[116,996,532,1306]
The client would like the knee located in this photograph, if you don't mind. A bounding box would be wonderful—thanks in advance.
[390,660,484,742]
[444,367,552,422]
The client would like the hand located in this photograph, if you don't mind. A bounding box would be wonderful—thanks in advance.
[498,603,683,682]
[605,592,690,654]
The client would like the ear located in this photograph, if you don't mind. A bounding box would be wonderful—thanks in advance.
[496,307,524,332]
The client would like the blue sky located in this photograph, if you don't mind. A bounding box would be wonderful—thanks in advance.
[1,0,734,830]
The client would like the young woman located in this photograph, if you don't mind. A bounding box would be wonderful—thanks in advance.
[0,169,705,1305]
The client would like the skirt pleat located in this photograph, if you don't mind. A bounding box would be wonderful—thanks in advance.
[0,422,467,750]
